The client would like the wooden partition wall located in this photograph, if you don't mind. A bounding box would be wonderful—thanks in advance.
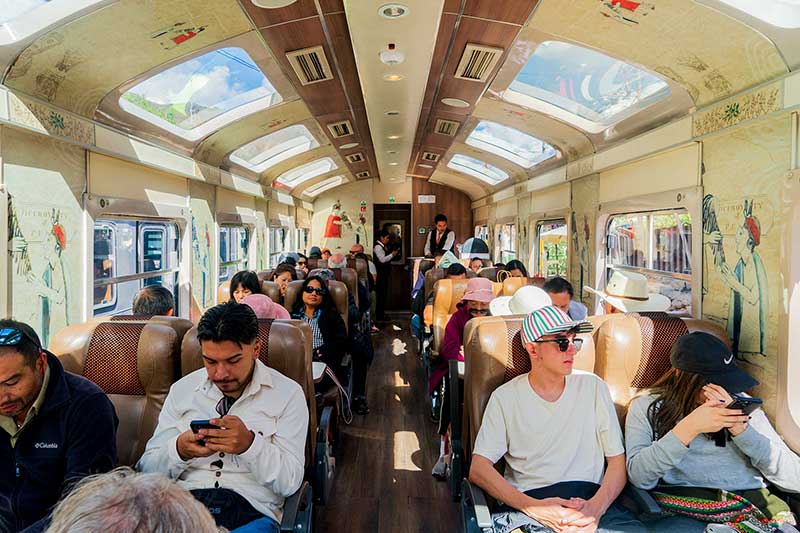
[412,178,473,257]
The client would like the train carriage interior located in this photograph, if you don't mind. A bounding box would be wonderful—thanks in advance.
[1,0,800,532]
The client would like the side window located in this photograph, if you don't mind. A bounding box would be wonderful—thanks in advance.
[219,225,249,282]
[533,220,568,277]
[497,223,516,264]
[606,209,692,314]
[93,219,180,317]
[474,224,489,241]
[269,226,288,267]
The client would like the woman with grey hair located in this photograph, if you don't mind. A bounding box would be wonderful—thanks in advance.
[46,467,222,533]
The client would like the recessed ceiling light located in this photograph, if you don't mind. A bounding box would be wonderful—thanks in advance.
[441,97,470,108]
[388,162,399,166]
[383,73,403,82]
[387,150,397,154]
[385,110,400,116]
[251,0,298,7]
[387,135,401,140]
[378,3,409,18]
[340,142,359,149]
[419,163,433,168]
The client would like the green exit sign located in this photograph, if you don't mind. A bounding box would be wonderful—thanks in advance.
[389,196,395,203]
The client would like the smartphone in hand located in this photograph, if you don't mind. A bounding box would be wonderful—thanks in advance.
[728,395,763,416]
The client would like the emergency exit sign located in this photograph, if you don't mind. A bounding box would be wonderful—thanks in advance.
[389,196,395,203]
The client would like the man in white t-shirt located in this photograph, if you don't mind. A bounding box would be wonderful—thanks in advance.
[469,305,643,533]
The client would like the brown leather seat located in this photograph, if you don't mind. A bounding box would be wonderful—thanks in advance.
[100,315,192,378]
[308,267,359,309]
[347,257,369,287]
[462,316,598,458]
[477,267,499,282]
[50,321,180,466]
[284,279,349,335]
[260,280,283,304]
[430,279,502,358]
[217,281,231,304]
[181,319,317,469]
[424,268,446,304]
[257,270,274,283]
[307,258,327,271]
[593,312,730,420]
[500,277,544,296]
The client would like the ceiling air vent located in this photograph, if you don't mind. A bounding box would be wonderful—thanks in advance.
[422,151,440,162]
[356,171,370,178]
[435,119,459,137]
[327,120,353,138]
[286,45,334,86]
[345,153,365,163]
[454,43,504,83]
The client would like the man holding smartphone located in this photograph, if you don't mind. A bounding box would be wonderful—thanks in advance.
[137,303,308,533]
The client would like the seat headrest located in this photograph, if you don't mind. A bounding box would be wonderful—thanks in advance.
[501,277,540,296]
[477,267,499,281]
[257,270,274,283]
[284,279,349,334]
[217,281,231,304]
[260,280,282,304]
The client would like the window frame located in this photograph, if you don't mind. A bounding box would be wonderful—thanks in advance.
[93,223,118,313]
[494,222,517,264]
[447,154,509,185]
[715,0,800,29]
[276,157,337,188]
[533,218,569,277]
[218,224,250,283]
[0,0,107,46]
[229,124,320,174]
[465,120,559,169]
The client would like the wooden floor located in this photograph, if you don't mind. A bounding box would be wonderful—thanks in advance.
[316,315,460,532]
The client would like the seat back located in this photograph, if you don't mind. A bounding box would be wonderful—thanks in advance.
[308,267,359,308]
[260,280,283,304]
[348,258,369,287]
[295,268,307,280]
[50,321,179,466]
[594,313,730,419]
[424,268,445,302]
[180,320,317,467]
[463,315,598,457]
[217,281,231,304]
[307,258,327,271]
[284,279,349,335]
[257,270,274,283]
[500,277,545,296]
[477,267,499,282]
[101,315,192,377]
[431,278,470,355]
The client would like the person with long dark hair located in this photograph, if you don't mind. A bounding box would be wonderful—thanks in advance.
[290,276,347,373]
[504,259,528,278]
[229,271,261,303]
[626,332,800,532]
[270,264,297,300]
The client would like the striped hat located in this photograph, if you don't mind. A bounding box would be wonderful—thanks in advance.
[521,305,593,344]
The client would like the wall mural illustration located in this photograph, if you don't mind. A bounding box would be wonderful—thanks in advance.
[569,175,599,307]
[190,189,215,314]
[312,181,373,251]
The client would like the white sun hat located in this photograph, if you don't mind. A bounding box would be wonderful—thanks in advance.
[490,285,552,317]
[584,269,671,313]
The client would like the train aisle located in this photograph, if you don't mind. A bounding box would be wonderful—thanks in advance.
[316,313,459,532]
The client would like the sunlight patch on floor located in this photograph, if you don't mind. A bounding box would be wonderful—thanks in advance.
[393,370,410,388]
[392,430,422,472]
[392,338,407,355]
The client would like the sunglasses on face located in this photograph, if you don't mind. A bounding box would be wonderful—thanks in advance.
[297,261,307,266]
[469,308,490,316]
[535,336,583,352]
[303,286,326,295]
[0,327,40,349]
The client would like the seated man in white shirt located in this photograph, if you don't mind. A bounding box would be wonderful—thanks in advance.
[469,305,643,533]
[137,302,309,533]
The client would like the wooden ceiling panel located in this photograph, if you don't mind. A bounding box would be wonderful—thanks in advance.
[421,14,458,112]
[463,0,535,25]
[319,0,345,14]
[324,13,366,112]
[443,0,463,14]
[243,0,318,28]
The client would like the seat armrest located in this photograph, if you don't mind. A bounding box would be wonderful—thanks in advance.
[463,479,493,529]
[279,481,311,532]
[620,483,662,520]
[448,359,462,440]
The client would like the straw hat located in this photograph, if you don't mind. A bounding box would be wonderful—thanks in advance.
[584,269,670,313]
[490,285,552,317]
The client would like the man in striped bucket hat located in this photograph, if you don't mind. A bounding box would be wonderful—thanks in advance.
[470,305,642,532]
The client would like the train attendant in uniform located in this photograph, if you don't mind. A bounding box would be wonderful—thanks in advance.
[625,332,800,533]
[229,271,262,304]
[424,214,455,256]
[0,320,118,532]
[469,306,644,533]
[137,303,308,533]
[586,269,671,314]
[373,230,399,323]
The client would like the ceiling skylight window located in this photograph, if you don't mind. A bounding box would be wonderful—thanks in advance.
[276,157,337,187]
[448,154,509,185]
[304,175,344,197]
[0,0,107,44]
[715,0,800,29]
[0,0,50,24]
[503,41,670,133]
[120,47,282,141]
[466,121,558,168]
[230,125,319,174]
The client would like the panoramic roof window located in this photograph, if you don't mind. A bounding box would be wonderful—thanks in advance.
[0,0,108,45]
[504,41,670,132]
[447,154,509,185]
[466,121,558,168]
[230,125,320,174]
[276,157,336,187]
[120,47,282,140]
[716,0,800,29]
[304,175,344,197]
[0,0,50,24]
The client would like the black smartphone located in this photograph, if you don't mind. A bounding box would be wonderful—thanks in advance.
[729,395,763,416]
[190,420,217,434]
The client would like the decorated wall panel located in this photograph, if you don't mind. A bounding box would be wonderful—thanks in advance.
[255,199,269,271]
[189,181,215,319]
[701,115,792,414]
[3,128,85,346]
[569,174,599,308]
[311,180,373,253]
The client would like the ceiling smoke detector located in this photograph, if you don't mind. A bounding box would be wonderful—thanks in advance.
[378,3,409,19]
[251,0,298,7]
[380,43,405,65]
[441,97,470,108]
[340,142,359,149]
[385,110,400,116]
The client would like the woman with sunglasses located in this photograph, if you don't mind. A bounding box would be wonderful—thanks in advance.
[430,277,496,479]
[228,270,261,304]
[290,276,347,374]
[625,332,800,532]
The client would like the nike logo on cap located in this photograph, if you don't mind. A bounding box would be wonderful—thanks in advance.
[724,354,734,365]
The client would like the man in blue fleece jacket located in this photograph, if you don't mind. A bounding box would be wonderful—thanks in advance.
[0,320,117,532]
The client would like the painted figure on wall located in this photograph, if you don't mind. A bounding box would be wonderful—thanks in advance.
[323,200,343,240]
[570,211,591,301]
[191,217,212,308]
[704,196,768,358]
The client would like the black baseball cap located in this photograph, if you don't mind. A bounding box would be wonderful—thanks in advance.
[670,332,758,393]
